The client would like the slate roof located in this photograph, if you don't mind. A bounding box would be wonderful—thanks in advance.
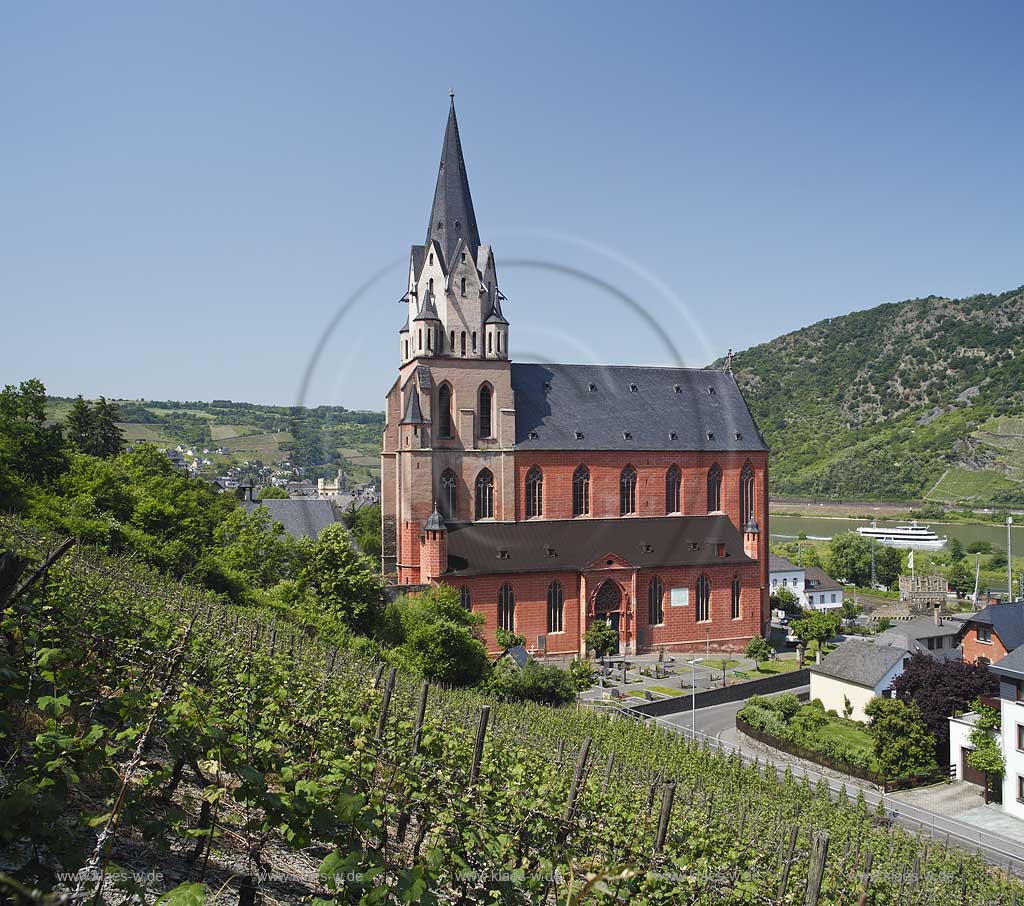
[957,602,1024,652]
[992,645,1024,679]
[413,289,440,322]
[443,514,752,577]
[423,506,446,532]
[400,389,427,425]
[803,566,842,593]
[875,616,962,654]
[501,644,531,668]
[241,498,338,540]
[425,97,480,269]
[510,364,767,452]
[808,639,908,690]
[769,553,799,572]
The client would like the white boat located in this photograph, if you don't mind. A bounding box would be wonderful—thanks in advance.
[856,521,947,550]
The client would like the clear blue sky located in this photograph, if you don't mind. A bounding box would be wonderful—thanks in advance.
[4,2,1022,411]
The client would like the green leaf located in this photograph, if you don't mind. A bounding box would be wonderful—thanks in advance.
[155,882,207,906]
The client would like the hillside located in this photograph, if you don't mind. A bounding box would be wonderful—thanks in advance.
[46,397,385,485]
[723,285,1024,506]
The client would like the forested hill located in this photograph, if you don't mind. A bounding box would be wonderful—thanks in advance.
[721,285,1024,505]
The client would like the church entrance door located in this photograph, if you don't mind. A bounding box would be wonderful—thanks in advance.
[606,613,621,654]
[594,580,623,655]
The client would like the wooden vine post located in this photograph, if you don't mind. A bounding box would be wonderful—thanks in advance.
[803,830,830,906]
[375,666,397,741]
[411,680,429,756]
[470,705,490,785]
[653,782,676,854]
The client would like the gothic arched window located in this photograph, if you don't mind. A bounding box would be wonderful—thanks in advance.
[707,464,722,513]
[440,468,457,519]
[572,465,590,517]
[498,583,515,632]
[731,575,741,620]
[478,385,493,438]
[620,466,637,516]
[474,469,494,519]
[460,331,466,356]
[525,466,543,518]
[460,277,466,296]
[696,574,711,622]
[460,585,471,609]
[472,331,477,352]
[547,581,564,633]
[648,576,664,626]
[740,461,755,527]
[437,384,452,438]
[666,465,681,514]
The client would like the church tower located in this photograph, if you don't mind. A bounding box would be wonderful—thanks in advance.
[382,96,516,582]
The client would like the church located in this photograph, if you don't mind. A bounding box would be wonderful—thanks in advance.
[381,98,770,656]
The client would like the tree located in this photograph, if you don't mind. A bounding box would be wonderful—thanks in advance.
[770,587,799,612]
[495,627,527,650]
[585,620,619,658]
[385,585,488,686]
[299,522,385,636]
[789,609,840,655]
[488,659,576,706]
[65,396,96,451]
[745,636,773,671]
[874,546,903,588]
[948,537,965,562]
[890,653,998,759]
[63,396,124,458]
[0,379,66,509]
[966,541,992,555]
[865,697,939,778]
[947,559,973,598]
[828,532,872,586]
[567,658,597,692]
[257,485,290,499]
[966,699,1004,804]
[840,599,862,625]
[211,505,305,589]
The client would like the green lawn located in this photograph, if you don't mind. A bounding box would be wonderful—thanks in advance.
[740,658,801,677]
[818,721,874,758]
[702,658,742,671]
[646,685,683,697]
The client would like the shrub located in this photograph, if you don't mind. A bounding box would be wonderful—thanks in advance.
[773,693,802,721]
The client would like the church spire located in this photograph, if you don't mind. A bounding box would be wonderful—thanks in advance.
[425,95,481,270]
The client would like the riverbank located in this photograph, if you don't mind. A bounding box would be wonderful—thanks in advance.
[770,499,1024,524]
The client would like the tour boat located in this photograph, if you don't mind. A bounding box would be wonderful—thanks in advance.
[856,521,947,550]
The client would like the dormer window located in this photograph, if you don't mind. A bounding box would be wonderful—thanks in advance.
[641,543,653,553]
[623,431,632,440]
[673,384,681,393]
[543,382,551,392]
[455,220,461,229]
[588,382,597,392]
[735,432,743,441]
[545,546,557,557]
[707,432,715,441]
[528,431,539,440]
[707,386,716,395]
[669,431,678,440]
[629,383,638,392]
[574,431,584,440]
[497,549,510,560]
[689,542,700,551]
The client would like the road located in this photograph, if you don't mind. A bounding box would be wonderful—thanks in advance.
[622,687,1024,874]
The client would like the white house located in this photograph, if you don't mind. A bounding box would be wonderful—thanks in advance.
[992,647,1024,820]
[808,639,909,722]
[769,554,843,611]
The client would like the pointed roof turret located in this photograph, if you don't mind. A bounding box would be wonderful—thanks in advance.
[425,95,481,270]
[399,387,428,425]
[484,293,508,325]
[412,288,440,322]
[423,503,446,532]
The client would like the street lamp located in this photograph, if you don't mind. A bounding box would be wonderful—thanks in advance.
[687,658,716,739]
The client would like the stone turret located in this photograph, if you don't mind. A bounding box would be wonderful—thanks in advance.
[419,504,447,582]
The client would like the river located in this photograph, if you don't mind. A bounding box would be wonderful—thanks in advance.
[769,513,1024,551]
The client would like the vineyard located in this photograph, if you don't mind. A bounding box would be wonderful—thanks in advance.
[2,518,1023,905]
